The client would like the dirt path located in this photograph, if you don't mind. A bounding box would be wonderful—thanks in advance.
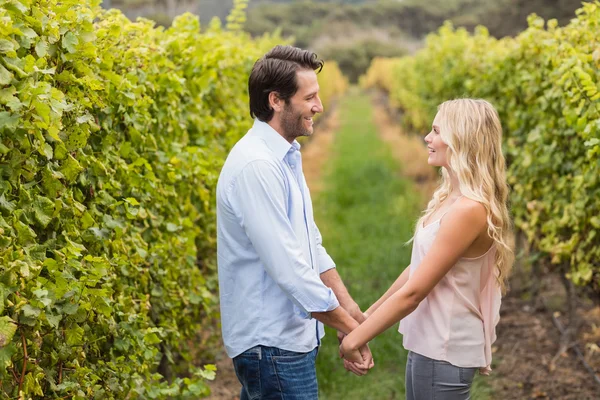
[206,110,340,400]
[301,108,340,195]
[205,337,239,400]
[490,273,600,400]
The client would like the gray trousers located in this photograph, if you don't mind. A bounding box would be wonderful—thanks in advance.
[405,351,478,400]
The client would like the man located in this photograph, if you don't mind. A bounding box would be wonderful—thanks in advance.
[216,45,373,399]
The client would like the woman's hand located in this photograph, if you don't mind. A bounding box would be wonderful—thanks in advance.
[340,335,374,367]
[339,335,370,376]
[339,339,363,364]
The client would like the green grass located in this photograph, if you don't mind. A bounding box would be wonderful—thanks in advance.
[314,90,493,399]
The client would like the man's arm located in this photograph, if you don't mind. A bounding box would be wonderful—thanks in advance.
[233,160,340,317]
[311,307,373,374]
[233,159,371,370]
[320,269,365,322]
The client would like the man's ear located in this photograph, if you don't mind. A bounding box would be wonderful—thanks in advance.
[268,92,283,113]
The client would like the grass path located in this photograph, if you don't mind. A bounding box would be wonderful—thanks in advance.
[314,89,422,399]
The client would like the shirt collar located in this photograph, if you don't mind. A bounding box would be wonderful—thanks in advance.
[251,119,301,160]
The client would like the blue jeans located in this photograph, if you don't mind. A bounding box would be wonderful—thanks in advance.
[232,345,319,400]
[405,351,478,400]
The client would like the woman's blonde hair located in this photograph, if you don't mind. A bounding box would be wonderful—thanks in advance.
[418,98,514,293]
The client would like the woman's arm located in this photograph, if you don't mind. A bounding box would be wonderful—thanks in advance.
[340,201,488,357]
[365,266,411,317]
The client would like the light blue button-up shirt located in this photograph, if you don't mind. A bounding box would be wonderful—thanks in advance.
[216,119,340,358]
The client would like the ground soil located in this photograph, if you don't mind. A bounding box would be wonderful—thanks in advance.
[489,271,600,400]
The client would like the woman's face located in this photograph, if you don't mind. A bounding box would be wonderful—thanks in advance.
[424,112,449,168]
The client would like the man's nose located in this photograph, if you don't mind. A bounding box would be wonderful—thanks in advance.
[313,97,323,113]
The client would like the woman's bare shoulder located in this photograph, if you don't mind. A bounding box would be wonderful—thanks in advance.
[446,197,488,229]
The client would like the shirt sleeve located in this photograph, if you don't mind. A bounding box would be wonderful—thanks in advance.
[231,159,339,319]
[314,223,336,274]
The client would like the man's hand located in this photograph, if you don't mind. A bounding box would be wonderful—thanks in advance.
[343,359,368,376]
[337,312,373,376]
[358,344,375,370]
[336,311,369,343]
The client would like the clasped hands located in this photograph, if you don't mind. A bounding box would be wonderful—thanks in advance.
[337,312,375,376]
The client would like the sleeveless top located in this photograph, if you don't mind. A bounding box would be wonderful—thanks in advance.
[398,206,501,374]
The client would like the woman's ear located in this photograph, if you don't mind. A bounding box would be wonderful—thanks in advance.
[269,91,283,113]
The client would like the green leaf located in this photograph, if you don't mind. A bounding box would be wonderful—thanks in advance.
[62,32,78,53]
[0,316,17,347]
[34,66,56,75]
[22,304,41,318]
[0,111,19,131]
[0,343,17,369]
[35,39,48,57]
[33,99,51,124]
[584,138,599,147]
[20,27,38,39]
[46,313,62,329]
[23,373,44,396]
[65,128,89,151]
[80,211,95,229]
[143,332,162,345]
[0,284,4,315]
[59,155,84,182]
[124,197,140,206]
[166,223,180,232]
[0,87,22,111]
[65,325,84,346]
[33,195,55,228]
[0,64,13,85]
[24,244,47,261]
[41,142,53,159]
[41,166,65,198]
[0,39,15,53]
[15,221,36,245]
[60,302,79,316]
[6,0,27,13]
[0,194,16,213]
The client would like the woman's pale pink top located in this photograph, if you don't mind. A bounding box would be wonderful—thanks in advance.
[398,212,501,373]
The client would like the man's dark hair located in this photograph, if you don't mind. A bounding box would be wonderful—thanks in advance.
[249,45,324,122]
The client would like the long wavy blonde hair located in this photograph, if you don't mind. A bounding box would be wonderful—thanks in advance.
[417,98,514,293]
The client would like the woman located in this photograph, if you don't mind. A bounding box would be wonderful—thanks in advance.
[340,99,514,399]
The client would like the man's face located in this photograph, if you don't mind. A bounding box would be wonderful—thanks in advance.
[280,69,323,140]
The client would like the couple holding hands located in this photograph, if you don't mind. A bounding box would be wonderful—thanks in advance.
[216,45,513,400]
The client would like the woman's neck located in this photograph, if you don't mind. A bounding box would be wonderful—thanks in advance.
[445,167,462,200]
